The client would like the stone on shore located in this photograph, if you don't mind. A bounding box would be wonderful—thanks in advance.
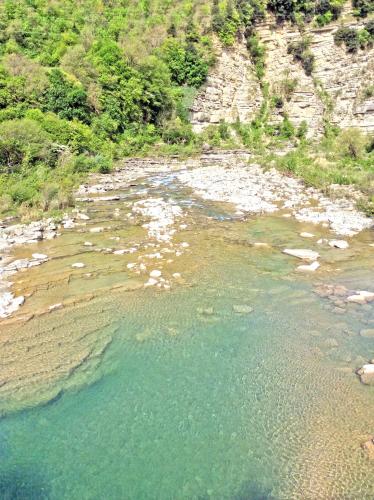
[300,232,314,238]
[329,240,349,249]
[76,212,90,220]
[283,249,319,261]
[347,291,374,304]
[72,262,85,269]
[32,253,48,260]
[150,270,162,278]
[297,261,320,272]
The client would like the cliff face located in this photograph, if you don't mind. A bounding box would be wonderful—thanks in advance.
[190,15,374,138]
[190,34,263,133]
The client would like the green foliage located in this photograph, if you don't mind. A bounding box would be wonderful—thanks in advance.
[352,0,374,17]
[267,0,345,24]
[287,38,315,75]
[0,119,53,173]
[335,128,369,159]
[246,32,266,79]
[314,0,345,25]
[211,0,241,45]
[334,24,374,52]
[43,69,90,123]
[296,120,308,139]
[159,39,209,87]
[0,0,215,215]
[162,118,194,144]
[279,116,295,138]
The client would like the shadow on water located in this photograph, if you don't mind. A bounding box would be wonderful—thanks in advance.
[0,466,50,500]
[231,480,277,500]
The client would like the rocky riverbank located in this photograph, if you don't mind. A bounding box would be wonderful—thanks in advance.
[177,162,373,237]
[0,219,57,318]
[1,150,373,320]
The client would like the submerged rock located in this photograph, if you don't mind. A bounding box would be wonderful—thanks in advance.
[360,329,374,338]
[361,437,374,459]
[197,307,214,316]
[233,304,253,314]
[357,363,374,385]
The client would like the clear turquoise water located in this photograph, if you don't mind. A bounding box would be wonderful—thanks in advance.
[0,174,373,499]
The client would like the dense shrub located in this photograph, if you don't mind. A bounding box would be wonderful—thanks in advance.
[352,0,374,17]
[336,128,368,158]
[287,38,315,75]
[0,119,53,173]
[162,118,194,144]
[43,69,90,123]
[246,32,266,79]
[334,24,374,52]
[159,39,209,87]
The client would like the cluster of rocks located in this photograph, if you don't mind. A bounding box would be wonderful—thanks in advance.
[0,253,49,318]
[314,283,374,306]
[314,283,374,386]
[0,219,57,247]
[0,219,58,319]
[132,198,183,243]
[177,163,373,236]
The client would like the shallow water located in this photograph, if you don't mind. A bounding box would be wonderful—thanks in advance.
[0,170,373,499]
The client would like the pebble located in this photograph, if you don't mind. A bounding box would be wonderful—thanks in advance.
[32,253,48,260]
[72,263,85,268]
[150,270,162,278]
[300,232,314,238]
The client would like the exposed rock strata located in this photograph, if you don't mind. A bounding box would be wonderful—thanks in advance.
[191,17,374,137]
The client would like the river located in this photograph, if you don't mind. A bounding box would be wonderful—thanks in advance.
[0,157,373,499]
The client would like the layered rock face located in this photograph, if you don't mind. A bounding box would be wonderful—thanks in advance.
[190,33,262,132]
[191,15,374,137]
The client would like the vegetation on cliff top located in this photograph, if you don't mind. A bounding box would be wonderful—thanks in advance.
[0,0,212,215]
[0,0,373,219]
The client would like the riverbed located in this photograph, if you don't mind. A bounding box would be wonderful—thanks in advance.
[0,154,373,499]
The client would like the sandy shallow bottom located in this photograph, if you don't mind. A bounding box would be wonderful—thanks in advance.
[0,168,373,499]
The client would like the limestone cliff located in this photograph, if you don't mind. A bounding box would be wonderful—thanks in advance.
[190,13,374,138]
